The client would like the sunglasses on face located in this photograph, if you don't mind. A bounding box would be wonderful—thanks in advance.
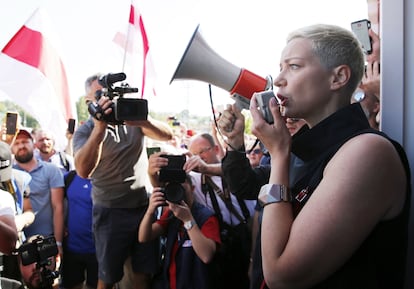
[247,148,262,155]
[193,147,212,156]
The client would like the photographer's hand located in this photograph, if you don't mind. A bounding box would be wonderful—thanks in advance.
[139,187,165,243]
[367,29,380,63]
[169,200,217,264]
[148,152,168,187]
[148,188,167,213]
[183,154,222,176]
[360,61,380,99]
[75,97,110,178]
[168,200,192,222]
[126,116,173,142]
[183,155,207,173]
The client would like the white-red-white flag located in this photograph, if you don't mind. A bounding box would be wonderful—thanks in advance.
[113,0,157,99]
[0,8,74,150]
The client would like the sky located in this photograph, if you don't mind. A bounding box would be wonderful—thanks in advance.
[0,0,368,118]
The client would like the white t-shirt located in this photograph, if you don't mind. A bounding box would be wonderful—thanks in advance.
[0,189,16,216]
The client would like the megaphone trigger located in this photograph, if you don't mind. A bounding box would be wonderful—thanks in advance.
[232,93,250,110]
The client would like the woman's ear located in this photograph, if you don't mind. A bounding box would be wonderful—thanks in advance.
[330,65,351,90]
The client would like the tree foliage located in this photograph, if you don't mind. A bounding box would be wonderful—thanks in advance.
[0,97,253,137]
[0,100,39,128]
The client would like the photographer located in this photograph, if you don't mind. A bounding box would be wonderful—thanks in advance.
[138,174,221,289]
[8,235,60,289]
[73,73,173,289]
[148,134,255,289]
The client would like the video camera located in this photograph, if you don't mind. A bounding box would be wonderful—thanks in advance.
[88,72,148,125]
[159,155,187,204]
[17,235,60,288]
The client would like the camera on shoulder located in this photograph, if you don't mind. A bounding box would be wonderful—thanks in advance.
[88,72,148,125]
[159,154,186,204]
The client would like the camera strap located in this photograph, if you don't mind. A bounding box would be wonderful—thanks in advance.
[201,174,248,225]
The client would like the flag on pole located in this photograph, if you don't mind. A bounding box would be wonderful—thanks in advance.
[113,0,157,99]
[0,8,74,150]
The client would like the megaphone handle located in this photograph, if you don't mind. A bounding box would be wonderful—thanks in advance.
[232,94,250,110]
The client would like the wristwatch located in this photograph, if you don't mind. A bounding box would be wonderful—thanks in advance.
[258,184,292,207]
[184,220,196,231]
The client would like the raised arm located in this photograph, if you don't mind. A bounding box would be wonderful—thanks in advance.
[169,201,217,264]
[0,214,18,255]
[138,188,166,242]
[219,103,269,199]
[126,116,173,141]
[74,120,106,179]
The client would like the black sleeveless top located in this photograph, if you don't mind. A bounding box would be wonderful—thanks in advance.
[223,103,411,289]
[289,103,411,289]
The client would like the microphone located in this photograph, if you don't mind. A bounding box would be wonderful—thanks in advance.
[98,72,126,88]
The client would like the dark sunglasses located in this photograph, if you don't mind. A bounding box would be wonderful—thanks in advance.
[247,148,262,155]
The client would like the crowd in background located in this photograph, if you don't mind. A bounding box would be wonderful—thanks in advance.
[0,22,410,289]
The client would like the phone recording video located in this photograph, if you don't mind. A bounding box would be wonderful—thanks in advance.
[6,112,18,135]
[68,118,76,134]
[351,19,372,55]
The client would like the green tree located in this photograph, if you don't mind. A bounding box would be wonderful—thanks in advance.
[0,100,39,128]
[76,95,90,124]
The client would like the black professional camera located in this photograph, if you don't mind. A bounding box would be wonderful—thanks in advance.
[88,72,148,125]
[159,155,186,204]
[17,235,60,289]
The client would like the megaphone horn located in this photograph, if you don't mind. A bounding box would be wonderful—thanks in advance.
[171,25,272,108]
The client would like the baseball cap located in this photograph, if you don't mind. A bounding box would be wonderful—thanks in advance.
[0,141,12,182]
[15,128,33,140]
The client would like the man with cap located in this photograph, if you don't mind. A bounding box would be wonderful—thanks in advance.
[11,129,64,260]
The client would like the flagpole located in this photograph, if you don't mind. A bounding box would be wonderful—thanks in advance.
[121,0,134,73]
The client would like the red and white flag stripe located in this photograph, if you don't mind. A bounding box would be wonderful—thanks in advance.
[0,8,74,149]
[113,0,157,99]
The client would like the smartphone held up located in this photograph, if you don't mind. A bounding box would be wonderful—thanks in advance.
[5,112,18,135]
[351,19,372,55]
[68,118,76,134]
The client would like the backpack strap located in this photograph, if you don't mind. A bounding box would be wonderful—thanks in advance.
[64,170,77,197]
[59,151,70,172]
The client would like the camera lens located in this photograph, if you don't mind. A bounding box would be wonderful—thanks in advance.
[164,182,185,204]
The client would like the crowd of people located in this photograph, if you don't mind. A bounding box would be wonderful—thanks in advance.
[0,20,411,289]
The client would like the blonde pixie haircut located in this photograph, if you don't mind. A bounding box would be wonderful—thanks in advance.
[287,24,365,96]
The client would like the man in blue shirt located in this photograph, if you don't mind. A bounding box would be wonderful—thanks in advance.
[11,129,64,259]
